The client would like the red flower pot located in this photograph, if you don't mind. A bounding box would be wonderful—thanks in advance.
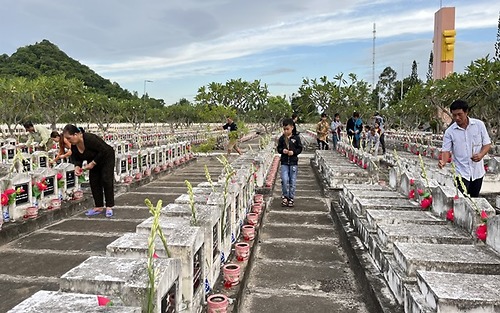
[223,264,240,288]
[207,294,228,313]
[235,242,250,262]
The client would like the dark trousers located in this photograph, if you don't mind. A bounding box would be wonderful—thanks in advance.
[89,158,115,207]
[317,139,329,150]
[456,176,483,198]
[380,133,386,154]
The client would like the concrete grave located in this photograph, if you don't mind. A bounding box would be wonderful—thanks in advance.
[107,226,205,312]
[416,270,500,312]
[377,223,472,250]
[7,290,141,312]
[453,197,496,236]
[60,256,182,312]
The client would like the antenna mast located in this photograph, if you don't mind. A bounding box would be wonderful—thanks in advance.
[372,23,376,91]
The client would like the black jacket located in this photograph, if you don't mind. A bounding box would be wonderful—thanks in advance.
[70,133,115,168]
[277,134,303,165]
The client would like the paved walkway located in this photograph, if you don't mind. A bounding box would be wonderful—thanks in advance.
[239,154,379,312]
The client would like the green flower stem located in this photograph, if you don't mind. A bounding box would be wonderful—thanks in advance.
[204,165,216,193]
[450,162,480,214]
[144,199,170,313]
[185,180,197,226]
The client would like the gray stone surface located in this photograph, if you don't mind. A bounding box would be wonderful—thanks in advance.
[377,223,473,248]
[366,209,445,229]
[394,242,500,276]
[60,256,181,310]
[417,270,500,311]
[8,290,141,313]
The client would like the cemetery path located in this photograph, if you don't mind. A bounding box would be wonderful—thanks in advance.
[239,154,378,313]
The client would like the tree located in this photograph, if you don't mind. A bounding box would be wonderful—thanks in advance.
[0,77,34,136]
[426,51,434,82]
[247,95,291,133]
[30,75,86,129]
[376,67,397,109]
[495,12,500,61]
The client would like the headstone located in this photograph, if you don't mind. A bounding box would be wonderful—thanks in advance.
[31,151,49,169]
[55,162,78,200]
[60,256,182,312]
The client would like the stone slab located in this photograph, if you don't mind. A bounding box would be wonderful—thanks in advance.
[241,292,369,313]
[349,190,405,200]
[257,241,345,264]
[8,232,119,253]
[366,209,445,229]
[377,223,473,248]
[134,186,189,194]
[135,216,190,235]
[113,192,179,207]
[60,256,181,310]
[395,243,500,276]
[107,228,203,259]
[76,207,152,220]
[265,212,332,226]
[259,224,338,242]
[417,270,500,311]
[47,220,138,234]
[356,198,417,210]
[269,197,327,212]
[174,193,210,205]
[7,290,141,313]
[0,251,89,277]
[0,281,58,313]
[247,261,359,293]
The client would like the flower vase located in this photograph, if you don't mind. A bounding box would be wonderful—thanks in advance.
[49,199,62,210]
[25,204,39,219]
[73,190,84,200]
[3,206,11,223]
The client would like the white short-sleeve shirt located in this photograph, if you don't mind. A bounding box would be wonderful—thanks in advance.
[442,118,491,180]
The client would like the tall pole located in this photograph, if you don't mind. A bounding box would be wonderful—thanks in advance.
[372,23,376,92]
[143,80,153,102]
[401,63,404,100]
[373,23,379,111]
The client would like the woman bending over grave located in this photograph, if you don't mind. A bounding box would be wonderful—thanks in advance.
[50,131,72,164]
[63,124,116,217]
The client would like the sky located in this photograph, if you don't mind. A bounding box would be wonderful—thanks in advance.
[1,0,497,105]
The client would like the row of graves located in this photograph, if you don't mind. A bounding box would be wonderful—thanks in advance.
[314,133,500,313]
[7,140,277,312]
[0,128,228,229]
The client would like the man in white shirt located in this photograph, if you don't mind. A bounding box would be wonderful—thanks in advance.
[438,100,491,197]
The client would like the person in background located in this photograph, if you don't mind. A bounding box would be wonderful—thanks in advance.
[366,126,380,155]
[330,113,342,150]
[316,113,330,150]
[346,112,363,148]
[438,100,491,197]
[23,121,52,151]
[291,113,300,136]
[373,112,384,126]
[50,131,72,164]
[63,124,116,217]
[374,121,386,154]
[277,118,303,207]
[221,116,242,156]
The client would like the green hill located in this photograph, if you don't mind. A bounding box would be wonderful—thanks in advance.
[0,39,133,99]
